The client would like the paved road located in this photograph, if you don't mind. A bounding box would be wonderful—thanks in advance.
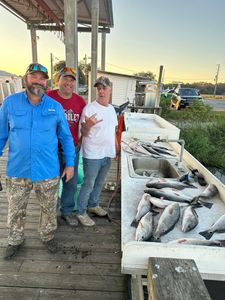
[203,99,225,111]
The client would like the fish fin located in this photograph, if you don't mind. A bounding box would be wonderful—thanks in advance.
[218,240,225,247]
[199,230,213,240]
[185,183,197,189]
[151,209,160,216]
[130,219,139,228]
[199,201,213,209]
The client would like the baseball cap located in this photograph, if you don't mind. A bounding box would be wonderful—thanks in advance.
[26,63,49,79]
[58,67,76,80]
[94,76,111,87]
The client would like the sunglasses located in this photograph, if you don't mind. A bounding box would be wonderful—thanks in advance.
[61,67,76,76]
[27,63,48,75]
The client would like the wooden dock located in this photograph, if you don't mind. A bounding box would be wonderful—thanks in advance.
[0,151,128,300]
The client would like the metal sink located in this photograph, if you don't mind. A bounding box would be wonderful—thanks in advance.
[128,156,179,178]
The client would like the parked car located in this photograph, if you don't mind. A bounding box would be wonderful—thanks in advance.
[78,84,88,94]
[170,87,203,110]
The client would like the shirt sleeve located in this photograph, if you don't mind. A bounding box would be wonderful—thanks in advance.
[57,104,76,167]
[0,99,9,156]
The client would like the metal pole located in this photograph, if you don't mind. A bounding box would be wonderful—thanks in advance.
[214,64,220,96]
[64,0,78,92]
[90,0,99,102]
[50,53,54,89]
[155,65,164,108]
[101,31,106,71]
[30,27,38,63]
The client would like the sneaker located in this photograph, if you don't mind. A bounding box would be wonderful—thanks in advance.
[88,206,107,217]
[77,213,95,226]
[43,239,58,254]
[4,242,24,260]
[61,214,78,226]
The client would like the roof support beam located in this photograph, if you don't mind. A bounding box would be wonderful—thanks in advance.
[26,24,110,33]
[30,27,38,63]
[101,31,106,71]
[64,0,78,91]
[90,0,99,101]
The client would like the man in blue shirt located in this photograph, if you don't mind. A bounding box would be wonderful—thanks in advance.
[0,63,75,260]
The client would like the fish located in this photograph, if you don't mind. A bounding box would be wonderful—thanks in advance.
[149,196,188,209]
[196,184,219,200]
[146,177,196,190]
[181,206,198,232]
[168,238,225,247]
[141,144,162,156]
[131,193,152,227]
[153,202,180,240]
[141,143,175,157]
[135,211,155,241]
[199,214,225,240]
[144,188,193,203]
[144,188,213,209]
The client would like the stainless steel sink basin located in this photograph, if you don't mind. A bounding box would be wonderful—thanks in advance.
[128,156,179,178]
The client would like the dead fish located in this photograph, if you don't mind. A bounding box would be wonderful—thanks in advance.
[142,141,172,151]
[169,238,225,247]
[146,178,196,190]
[196,184,218,200]
[153,202,180,240]
[131,193,151,227]
[121,145,134,154]
[149,196,188,209]
[135,211,155,241]
[144,188,193,203]
[144,188,213,209]
[181,206,198,232]
[199,214,225,240]
[141,144,161,156]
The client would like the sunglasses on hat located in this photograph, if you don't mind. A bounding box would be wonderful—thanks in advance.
[26,63,49,78]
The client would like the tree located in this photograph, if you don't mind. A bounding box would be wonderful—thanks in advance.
[53,61,86,86]
[133,71,156,81]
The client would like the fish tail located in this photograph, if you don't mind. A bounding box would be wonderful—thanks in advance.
[218,240,225,247]
[198,230,213,240]
[190,198,213,209]
[199,200,213,209]
[130,219,139,228]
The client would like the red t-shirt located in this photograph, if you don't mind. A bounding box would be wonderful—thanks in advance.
[47,89,86,145]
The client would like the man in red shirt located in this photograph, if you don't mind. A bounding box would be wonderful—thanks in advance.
[47,67,86,226]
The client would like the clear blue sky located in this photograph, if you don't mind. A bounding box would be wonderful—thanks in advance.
[0,0,225,83]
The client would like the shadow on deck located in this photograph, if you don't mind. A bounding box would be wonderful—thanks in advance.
[0,152,129,300]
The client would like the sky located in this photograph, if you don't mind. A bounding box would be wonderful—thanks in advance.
[0,0,225,83]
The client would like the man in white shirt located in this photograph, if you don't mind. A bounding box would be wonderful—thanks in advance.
[76,76,118,226]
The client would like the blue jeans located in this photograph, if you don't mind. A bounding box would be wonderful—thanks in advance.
[77,157,111,215]
[59,151,79,216]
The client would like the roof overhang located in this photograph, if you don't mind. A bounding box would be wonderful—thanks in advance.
[0,0,114,33]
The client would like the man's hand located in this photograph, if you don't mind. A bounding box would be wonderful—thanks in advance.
[81,113,103,137]
[61,166,74,182]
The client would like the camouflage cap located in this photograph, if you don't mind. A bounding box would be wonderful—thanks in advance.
[94,76,111,87]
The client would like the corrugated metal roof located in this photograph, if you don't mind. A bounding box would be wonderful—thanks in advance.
[0,0,113,32]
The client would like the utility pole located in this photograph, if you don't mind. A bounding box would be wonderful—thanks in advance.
[214,64,220,95]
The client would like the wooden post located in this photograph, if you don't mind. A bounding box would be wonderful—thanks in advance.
[147,257,211,300]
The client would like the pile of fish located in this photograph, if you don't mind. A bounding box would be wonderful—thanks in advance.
[131,179,225,247]
[122,137,176,158]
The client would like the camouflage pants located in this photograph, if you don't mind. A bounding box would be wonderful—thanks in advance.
[6,176,59,245]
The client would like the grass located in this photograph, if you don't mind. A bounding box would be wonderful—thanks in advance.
[160,99,225,173]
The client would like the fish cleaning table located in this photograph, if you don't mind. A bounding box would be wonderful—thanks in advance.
[121,129,225,282]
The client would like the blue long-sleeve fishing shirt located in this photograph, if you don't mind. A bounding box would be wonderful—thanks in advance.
[0,91,75,182]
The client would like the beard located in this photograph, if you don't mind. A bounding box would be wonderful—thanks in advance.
[26,83,47,96]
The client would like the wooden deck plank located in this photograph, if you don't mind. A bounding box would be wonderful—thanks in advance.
[0,287,127,300]
[0,152,128,299]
